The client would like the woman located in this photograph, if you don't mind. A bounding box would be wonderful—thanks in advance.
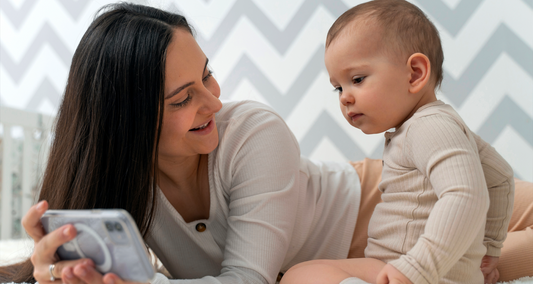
[4,4,359,283]
[1,3,532,284]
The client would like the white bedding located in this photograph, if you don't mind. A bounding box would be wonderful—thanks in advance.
[1,239,531,283]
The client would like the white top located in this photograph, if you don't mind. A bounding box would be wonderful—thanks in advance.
[147,101,361,284]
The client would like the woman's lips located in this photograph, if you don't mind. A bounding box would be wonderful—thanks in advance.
[190,119,210,131]
[189,118,215,134]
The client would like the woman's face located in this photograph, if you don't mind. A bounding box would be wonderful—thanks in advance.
[158,28,222,162]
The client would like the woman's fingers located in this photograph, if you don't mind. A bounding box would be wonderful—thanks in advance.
[72,261,105,284]
[61,266,84,284]
[31,260,75,283]
[103,273,145,284]
[52,259,93,284]
[33,224,77,263]
[61,264,146,284]
[33,259,90,284]
[30,224,78,283]
[22,200,48,241]
[24,200,79,283]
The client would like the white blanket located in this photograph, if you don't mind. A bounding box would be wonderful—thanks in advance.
[1,239,531,283]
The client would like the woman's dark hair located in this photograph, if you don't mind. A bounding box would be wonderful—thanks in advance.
[0,3,192,282]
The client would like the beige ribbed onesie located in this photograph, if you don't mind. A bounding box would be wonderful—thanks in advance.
[365,100,513,284]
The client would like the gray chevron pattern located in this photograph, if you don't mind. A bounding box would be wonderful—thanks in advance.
[416,0,485,36]
[442,24,533,107]
[1,23,72,83]
[1,0,90,28]
[220,46,326,118]
[191,0,348,56]
[478,96,533,145]
[1,0,532,181]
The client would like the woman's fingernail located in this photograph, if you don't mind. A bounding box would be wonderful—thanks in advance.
[36,200,46,211]
[76,266,87,277]
[63,226,72,237]
[64,268,73,279]
[106,277,115,284]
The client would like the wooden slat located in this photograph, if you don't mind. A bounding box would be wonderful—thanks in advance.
[1,125,13,240]
[0,107,54,129]
[22,129,35,219]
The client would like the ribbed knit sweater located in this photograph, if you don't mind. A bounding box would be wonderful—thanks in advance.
[365,100,514,284]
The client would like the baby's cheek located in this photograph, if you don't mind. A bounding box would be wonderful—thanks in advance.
[342,112,352,124]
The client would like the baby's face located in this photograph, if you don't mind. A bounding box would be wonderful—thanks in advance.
[324,23,421,134]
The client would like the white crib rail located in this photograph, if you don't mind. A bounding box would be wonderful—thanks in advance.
[0,107,54,240]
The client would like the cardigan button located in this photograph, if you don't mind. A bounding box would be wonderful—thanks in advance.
[196,223,207,232]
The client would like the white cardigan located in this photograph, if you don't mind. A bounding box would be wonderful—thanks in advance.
[147,101,362,284]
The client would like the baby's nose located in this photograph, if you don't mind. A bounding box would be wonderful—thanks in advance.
[339,92,354,106]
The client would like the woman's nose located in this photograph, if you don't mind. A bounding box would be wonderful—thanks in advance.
[199,84,222,114]
[339,91,354,106]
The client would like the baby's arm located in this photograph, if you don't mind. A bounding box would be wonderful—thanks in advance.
[473,132,515,257]
[389,115,490,283]
[474,133,514,283]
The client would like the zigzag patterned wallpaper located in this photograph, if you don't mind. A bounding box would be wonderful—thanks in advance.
[1,0,532,182]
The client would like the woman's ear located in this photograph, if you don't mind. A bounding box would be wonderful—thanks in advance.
[406,53,431,94]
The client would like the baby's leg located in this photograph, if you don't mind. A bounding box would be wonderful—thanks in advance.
[348,158,383,258]
[280,258,385,284]
[498,178,533,281]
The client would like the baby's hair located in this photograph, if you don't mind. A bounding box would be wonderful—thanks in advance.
[326,0,444,89]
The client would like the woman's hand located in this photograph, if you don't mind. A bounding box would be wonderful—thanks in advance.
[22,201,145,284]
[67,265,134,284]
[22,200,89,283]
[22,200,90,283]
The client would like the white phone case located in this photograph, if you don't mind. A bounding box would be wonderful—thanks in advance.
[41,209,156,282]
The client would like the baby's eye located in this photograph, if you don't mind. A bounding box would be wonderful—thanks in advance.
[333,86,343,94]
[352,76,365,84]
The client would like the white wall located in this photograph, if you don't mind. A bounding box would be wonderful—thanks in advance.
[1,0,532,181]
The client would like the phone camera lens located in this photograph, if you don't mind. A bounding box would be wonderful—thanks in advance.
[105,221,114,231]
[114,222,123,231]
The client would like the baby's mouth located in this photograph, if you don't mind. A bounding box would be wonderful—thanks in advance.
[347,112,363,119]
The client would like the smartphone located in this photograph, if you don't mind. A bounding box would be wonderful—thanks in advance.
[41,209,156,282]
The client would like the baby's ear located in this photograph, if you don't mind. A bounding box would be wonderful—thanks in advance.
[407,53,431,93]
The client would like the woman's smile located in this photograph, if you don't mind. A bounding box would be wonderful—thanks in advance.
[189,117,215,134]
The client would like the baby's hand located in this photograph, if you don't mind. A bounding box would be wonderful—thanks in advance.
[480,255,500,284]
[376,264,413,284]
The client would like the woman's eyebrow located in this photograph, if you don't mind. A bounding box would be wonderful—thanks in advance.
[165,58,209,100]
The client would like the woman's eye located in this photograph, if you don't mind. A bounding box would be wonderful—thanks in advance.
[172,95,191,108]
[353,76,365,84]
[202,70,213,82]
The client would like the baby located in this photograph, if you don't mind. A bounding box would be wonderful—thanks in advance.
[281,0,514,283]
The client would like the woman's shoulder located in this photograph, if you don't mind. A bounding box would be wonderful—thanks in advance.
[213,99,298,156]
[210,99,300,194]
[216,100,280,122]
